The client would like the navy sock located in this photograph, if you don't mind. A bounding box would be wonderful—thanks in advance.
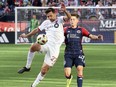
[77,76,83,87]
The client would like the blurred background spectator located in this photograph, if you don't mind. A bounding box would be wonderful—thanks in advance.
[32,0,42,6]
[96,0,104,19]
[86,0,93,6]
[0,2,4,16]
[47,0,60,7]
[7,0,15,11]
[63,0,79,6]
[41,0,47,7]
[111,0,116,18]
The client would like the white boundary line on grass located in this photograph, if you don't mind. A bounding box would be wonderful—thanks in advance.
[1,79,116,86]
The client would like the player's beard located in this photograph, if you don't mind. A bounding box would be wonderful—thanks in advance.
[50,16,56,22]
[50,19,55,22]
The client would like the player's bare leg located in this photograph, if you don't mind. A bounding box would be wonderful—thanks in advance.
[64,67,73,87]
[18,43,41,74]
[31,62,50,87]
[76,65,83,87]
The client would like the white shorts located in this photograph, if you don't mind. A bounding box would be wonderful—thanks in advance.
[39,43,61,67]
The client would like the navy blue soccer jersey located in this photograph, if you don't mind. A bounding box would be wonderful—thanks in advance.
[64,26,90,55]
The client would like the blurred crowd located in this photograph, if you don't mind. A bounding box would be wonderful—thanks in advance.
[0,0,116,21]
[0,0,116,7]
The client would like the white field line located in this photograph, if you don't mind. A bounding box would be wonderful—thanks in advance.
[1,79,116,87]
[1,79,116,84]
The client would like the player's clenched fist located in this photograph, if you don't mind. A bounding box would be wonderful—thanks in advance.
[98,34,103,41]
[61,2,66,12]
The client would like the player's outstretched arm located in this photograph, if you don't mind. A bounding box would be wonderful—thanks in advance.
[61,3,71,21]
[89,34,103,41]
[20,28,39,38]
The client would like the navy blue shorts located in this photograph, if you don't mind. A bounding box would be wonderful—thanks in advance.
[64,54,85,68]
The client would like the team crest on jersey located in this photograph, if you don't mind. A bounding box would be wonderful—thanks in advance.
[77,30,81,33]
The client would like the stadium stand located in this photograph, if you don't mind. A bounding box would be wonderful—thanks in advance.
[0,0,115,22]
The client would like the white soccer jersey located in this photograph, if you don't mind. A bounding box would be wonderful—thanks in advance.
[39,16,64,45]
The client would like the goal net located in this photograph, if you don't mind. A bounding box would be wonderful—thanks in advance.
[15,6,116,44]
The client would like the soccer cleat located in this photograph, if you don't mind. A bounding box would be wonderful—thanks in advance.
[18,67,30,74]
[66,75,73,87]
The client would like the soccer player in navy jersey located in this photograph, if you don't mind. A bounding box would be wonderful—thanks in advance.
[64,14,103,87]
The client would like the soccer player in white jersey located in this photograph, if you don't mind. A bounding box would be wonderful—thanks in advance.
[18,3,71,87]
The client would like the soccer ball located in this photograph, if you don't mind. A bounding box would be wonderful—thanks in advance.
[36,34,48,45]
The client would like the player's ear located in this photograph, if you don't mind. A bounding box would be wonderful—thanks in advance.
[77,18,79,22]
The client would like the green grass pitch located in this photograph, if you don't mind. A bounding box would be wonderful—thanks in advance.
[0,44,116,87]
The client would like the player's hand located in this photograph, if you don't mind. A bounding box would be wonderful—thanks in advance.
[61,2,66,12]
[20,33,27,38]
[98,34,103,41]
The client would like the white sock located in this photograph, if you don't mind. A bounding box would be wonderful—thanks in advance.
[25,51,35,69]
[32,72,45,87]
